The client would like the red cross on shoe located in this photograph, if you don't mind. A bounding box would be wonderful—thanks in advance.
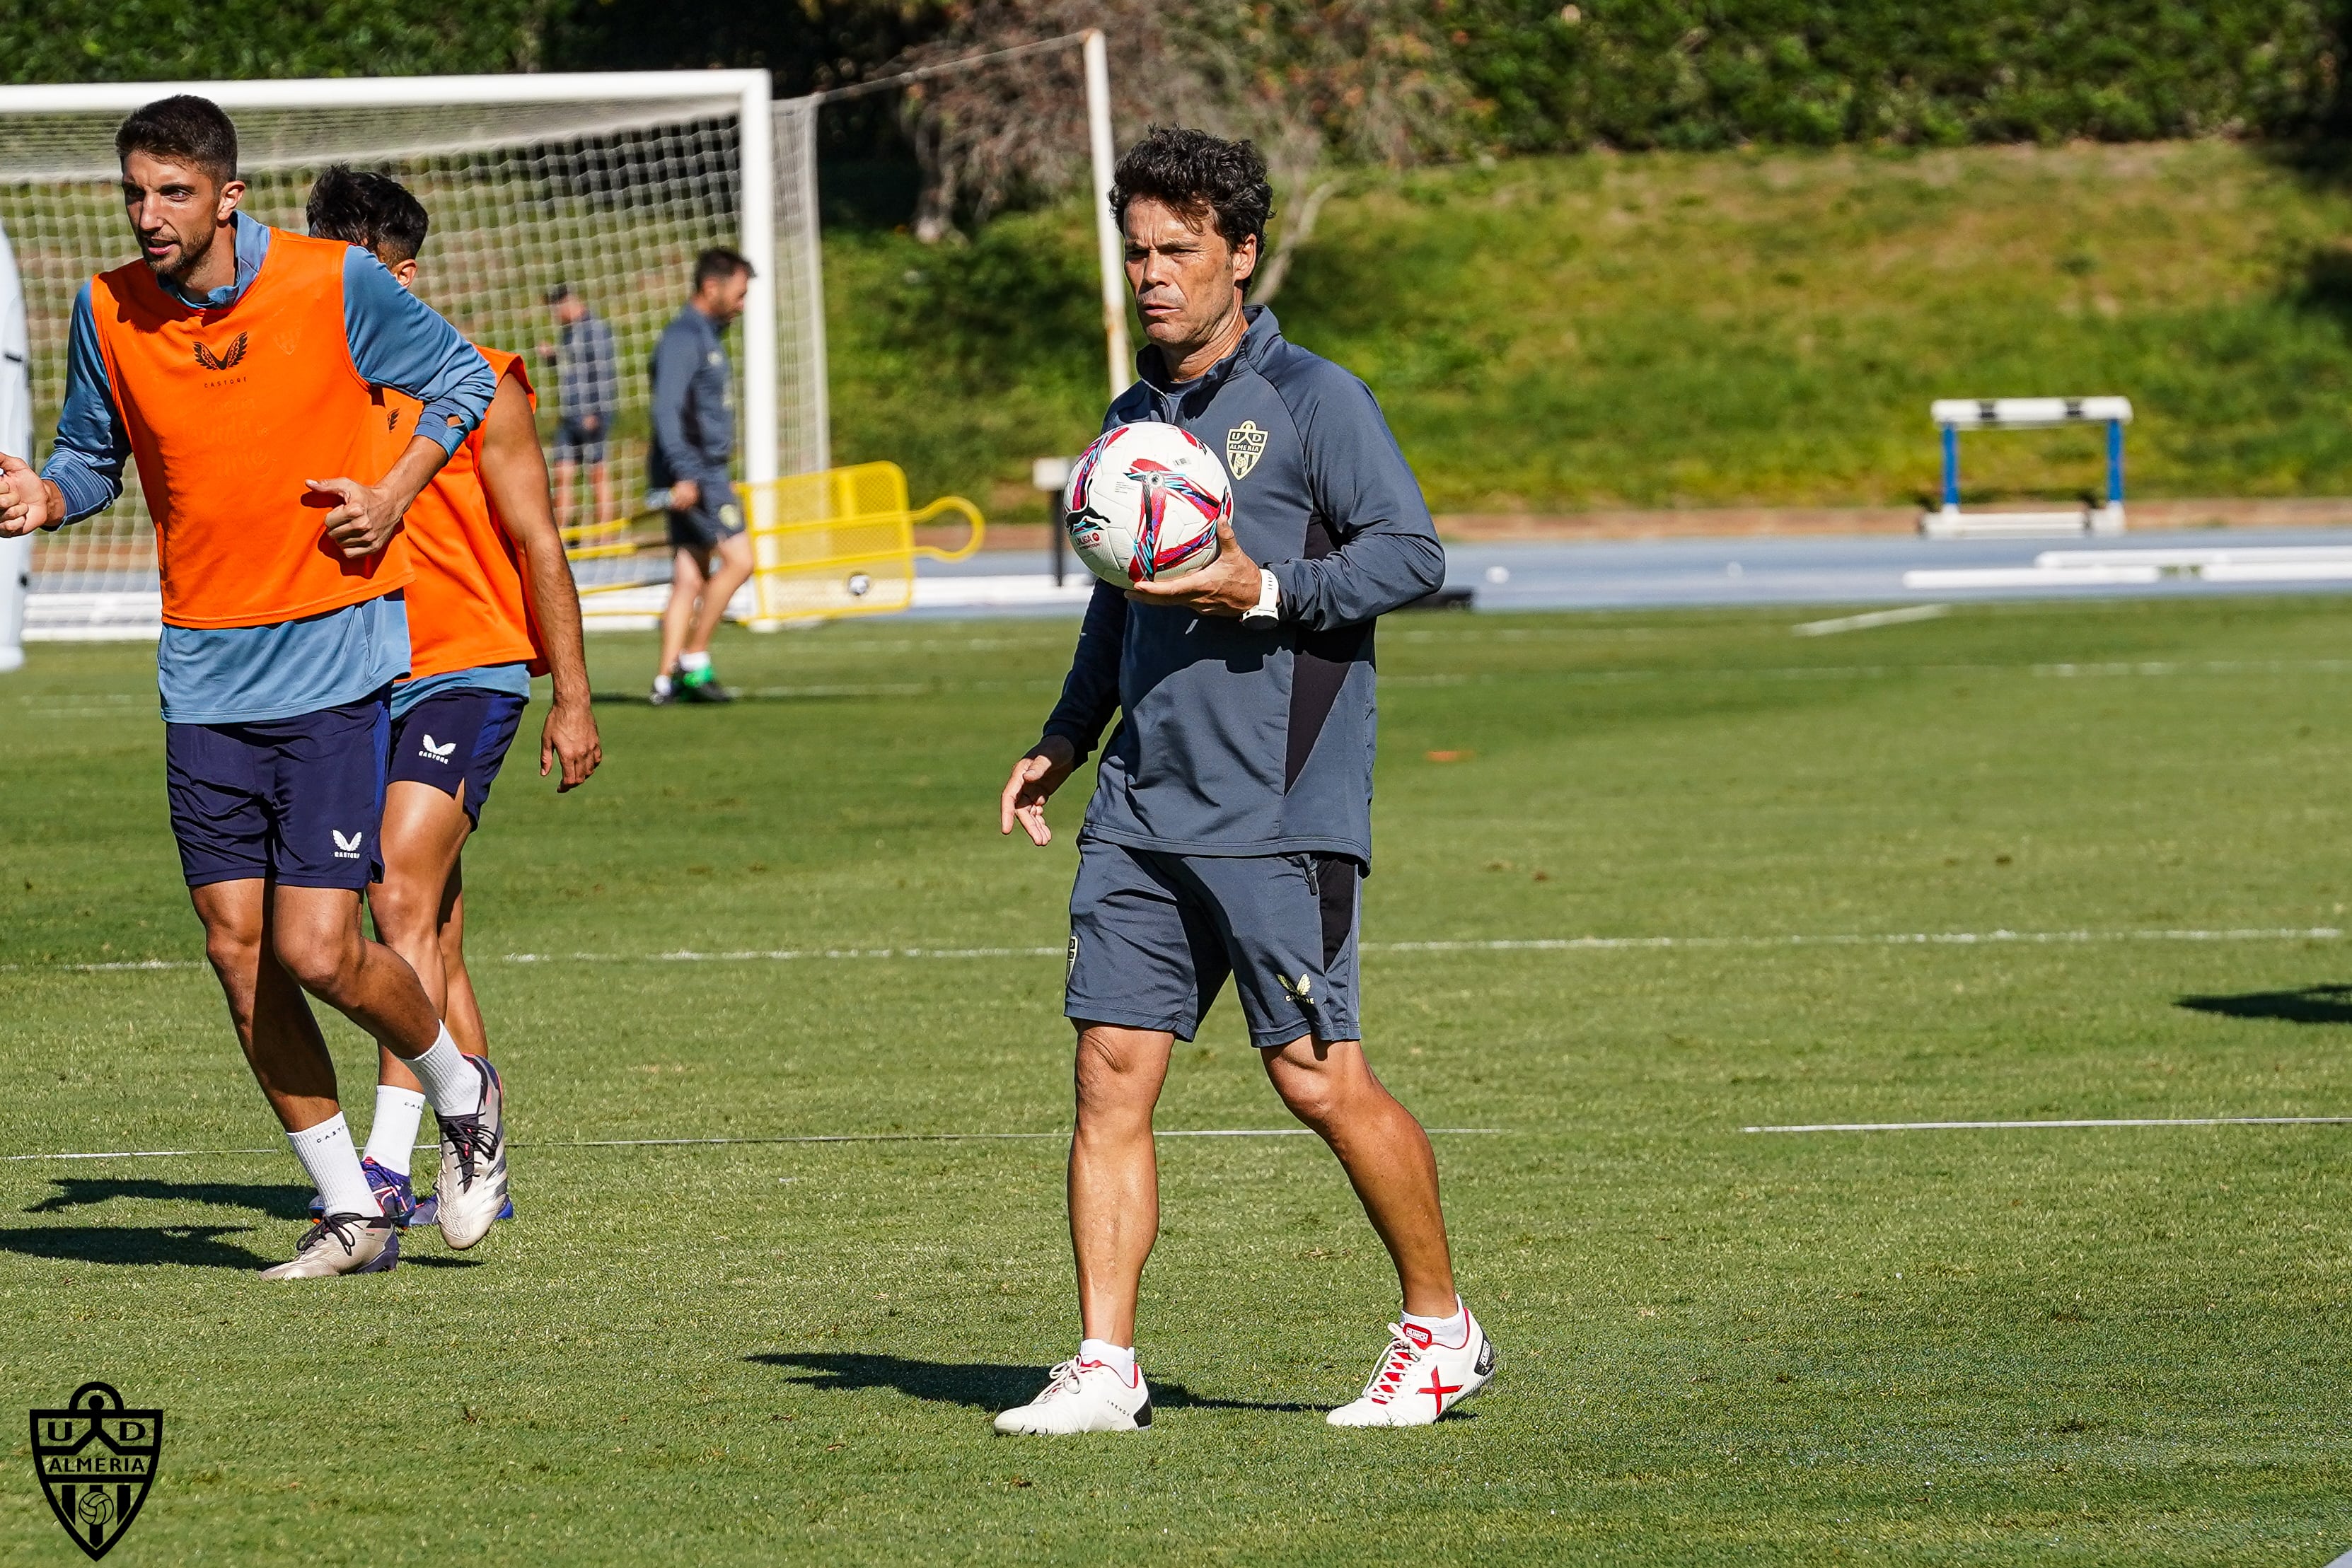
[1328,1303,1497,1427]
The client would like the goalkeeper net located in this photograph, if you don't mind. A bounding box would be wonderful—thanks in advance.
[0,72,825,614]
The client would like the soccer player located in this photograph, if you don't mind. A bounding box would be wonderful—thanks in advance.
[542,283,615,533]
[992,127,1492,1432]
[0,96,509,1277]
[647,248,754,705]
[303,166,602,1225]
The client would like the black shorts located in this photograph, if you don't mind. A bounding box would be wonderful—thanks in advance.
[385,689,526,828]
[553,417,608,468]
[165,695,390,890]
[667,496,746,553]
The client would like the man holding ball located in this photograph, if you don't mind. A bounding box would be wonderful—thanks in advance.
[994,127,1488,1433]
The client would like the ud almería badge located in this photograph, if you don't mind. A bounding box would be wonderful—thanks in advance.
[1226,419,1267,480]
[31,1383,161,1561]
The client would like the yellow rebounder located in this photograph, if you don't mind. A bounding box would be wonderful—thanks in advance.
[560,460,986,628]
[742,462,985,627]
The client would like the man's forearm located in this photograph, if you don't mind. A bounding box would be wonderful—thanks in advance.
[377,434,458,515]
[521,535,592,708]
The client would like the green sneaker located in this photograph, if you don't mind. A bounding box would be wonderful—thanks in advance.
[678,666,735,704]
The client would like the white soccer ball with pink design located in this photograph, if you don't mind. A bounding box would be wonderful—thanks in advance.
[1063,422,1231,588]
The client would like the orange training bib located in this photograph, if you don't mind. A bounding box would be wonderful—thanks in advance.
[88,228,412,629]
[396,346,545,680]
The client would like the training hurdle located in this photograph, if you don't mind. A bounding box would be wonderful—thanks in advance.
[1922,397,2132,540]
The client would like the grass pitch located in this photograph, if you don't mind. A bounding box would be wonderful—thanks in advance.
[6,598,2352,1564]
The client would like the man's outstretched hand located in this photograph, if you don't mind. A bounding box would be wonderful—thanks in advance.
[0,453,59,538]
[1000,735,1078,847]
[1124,517,1260,617]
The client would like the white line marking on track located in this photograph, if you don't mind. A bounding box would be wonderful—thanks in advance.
[0,1128,1508,1163]
[1374,927,2343,953]
[25,926,2342,975]
[1746,1117,2352,1134]
[1793,605,1952,637]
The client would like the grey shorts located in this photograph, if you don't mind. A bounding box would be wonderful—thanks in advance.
[1065,837,1362,1048]
[667,496,746,553]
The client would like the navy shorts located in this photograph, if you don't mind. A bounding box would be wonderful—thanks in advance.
[1065,838,1363,1047]
[553,417,607,468]
[164,695,390,890]
[386,689,526,828]
[667,496,746,553]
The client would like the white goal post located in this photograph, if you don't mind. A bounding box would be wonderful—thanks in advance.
[0,49,1125,634]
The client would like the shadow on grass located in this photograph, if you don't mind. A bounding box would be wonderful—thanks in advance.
[25,1178,313,1219]
[747,1352,1320,1413]
[0,1224,270,1269]
[2177,985,2352,1026]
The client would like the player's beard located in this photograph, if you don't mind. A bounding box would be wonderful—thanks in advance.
[147,220,220,286]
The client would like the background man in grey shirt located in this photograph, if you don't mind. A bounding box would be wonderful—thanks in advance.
[543,282,616,534]
[992,128,1491,1435]
[648,247,753,704]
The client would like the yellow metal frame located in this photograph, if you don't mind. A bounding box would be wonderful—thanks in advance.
[560,460,985,626]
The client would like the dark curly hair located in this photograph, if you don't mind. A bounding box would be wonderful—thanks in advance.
[306,165,429,265]
[1110,126,1273,281]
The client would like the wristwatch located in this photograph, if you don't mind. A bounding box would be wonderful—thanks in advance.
[1241,568,1280,624]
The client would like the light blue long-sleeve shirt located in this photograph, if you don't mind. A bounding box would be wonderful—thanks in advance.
[41,211,497,724]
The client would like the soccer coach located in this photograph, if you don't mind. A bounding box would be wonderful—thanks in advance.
[993,127,1493,1434]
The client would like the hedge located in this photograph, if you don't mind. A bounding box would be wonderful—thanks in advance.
[1446,0,2344,151]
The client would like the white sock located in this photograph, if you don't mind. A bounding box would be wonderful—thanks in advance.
[652,674,673,697]
[406,1024,483,1117]
[1401,1297,1468,1348]
[362,1086,428,1175]
[1079,1338,1135,1383]
[678,650,711,675]
[288,1115,381,1217]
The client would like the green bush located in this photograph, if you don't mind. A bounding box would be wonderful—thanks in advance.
[0,0,559,81]
[1449,0,2343,151]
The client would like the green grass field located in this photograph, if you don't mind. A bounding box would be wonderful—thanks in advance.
[830,139,2352,517]
[8,598,2352,1563]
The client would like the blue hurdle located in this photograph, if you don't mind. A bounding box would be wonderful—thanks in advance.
[1923,397,2133,539]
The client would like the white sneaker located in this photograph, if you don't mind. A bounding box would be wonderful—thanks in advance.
[435,1056,510,1250]
[257,1212,399,1279]
[992,1356,1153,1434]
[1326,1305,1495,1427]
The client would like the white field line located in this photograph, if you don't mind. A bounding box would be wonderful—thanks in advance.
[25,658,2352,724]
[1746,1116,2352,1134]
[0,1128,1507,1163]
[18,926,2343,976]
[1792,605,1952,637]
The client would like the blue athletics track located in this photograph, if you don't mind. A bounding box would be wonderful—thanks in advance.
[908,525,2352,619]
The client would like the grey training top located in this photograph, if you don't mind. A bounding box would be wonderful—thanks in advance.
[1041,306,1444,867]
[647,303,735,492]
[555,309,618,429]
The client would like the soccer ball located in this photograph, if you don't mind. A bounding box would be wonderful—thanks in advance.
[1064,422,1231,588]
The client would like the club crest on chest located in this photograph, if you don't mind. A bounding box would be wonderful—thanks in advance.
[1226,419,1267,480]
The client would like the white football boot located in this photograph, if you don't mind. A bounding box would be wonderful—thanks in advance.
[434,1056,510,1250]
[992,1356,1154,1434]
[258,1212,399,1278]
[1327,1304,1495,1427]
